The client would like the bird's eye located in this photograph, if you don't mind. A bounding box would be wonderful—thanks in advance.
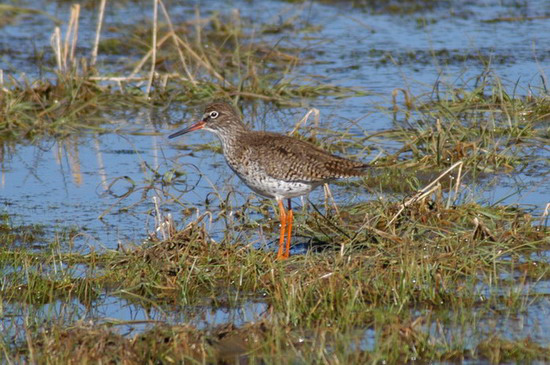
[209,111,219,118]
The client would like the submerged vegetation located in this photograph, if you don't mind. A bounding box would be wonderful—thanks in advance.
[1,0,549,363]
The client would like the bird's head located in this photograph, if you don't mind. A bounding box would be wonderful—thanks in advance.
[168,102,244,139]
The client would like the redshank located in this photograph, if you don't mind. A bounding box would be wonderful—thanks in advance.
[168,102,367,259]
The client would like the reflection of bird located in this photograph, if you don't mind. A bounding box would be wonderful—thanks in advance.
[169,102,368,259]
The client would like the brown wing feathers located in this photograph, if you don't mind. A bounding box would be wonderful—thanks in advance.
[244,132,367,182]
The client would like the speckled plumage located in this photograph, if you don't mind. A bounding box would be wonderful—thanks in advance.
[168,102,368,259]
[194,102,367,199]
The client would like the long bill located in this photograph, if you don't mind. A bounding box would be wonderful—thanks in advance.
[168,120,206,139]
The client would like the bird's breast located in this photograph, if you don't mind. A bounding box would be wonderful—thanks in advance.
[225,155,318,199]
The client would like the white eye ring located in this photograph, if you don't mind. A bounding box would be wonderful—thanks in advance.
[209,111,219,118]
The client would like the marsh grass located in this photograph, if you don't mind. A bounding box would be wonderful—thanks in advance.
[0,212,46,246]
[2,188,549,362]
[318,72,550,180]
[2,1,550,364]
[0,72,146,140]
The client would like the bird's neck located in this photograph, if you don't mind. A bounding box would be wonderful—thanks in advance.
[212,120,249,153]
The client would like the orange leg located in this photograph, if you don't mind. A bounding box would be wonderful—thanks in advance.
[284,208,293,259]
[276,199,287,260]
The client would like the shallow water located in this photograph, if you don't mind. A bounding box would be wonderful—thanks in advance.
[1,0,549,356]
[2,0,548,250]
